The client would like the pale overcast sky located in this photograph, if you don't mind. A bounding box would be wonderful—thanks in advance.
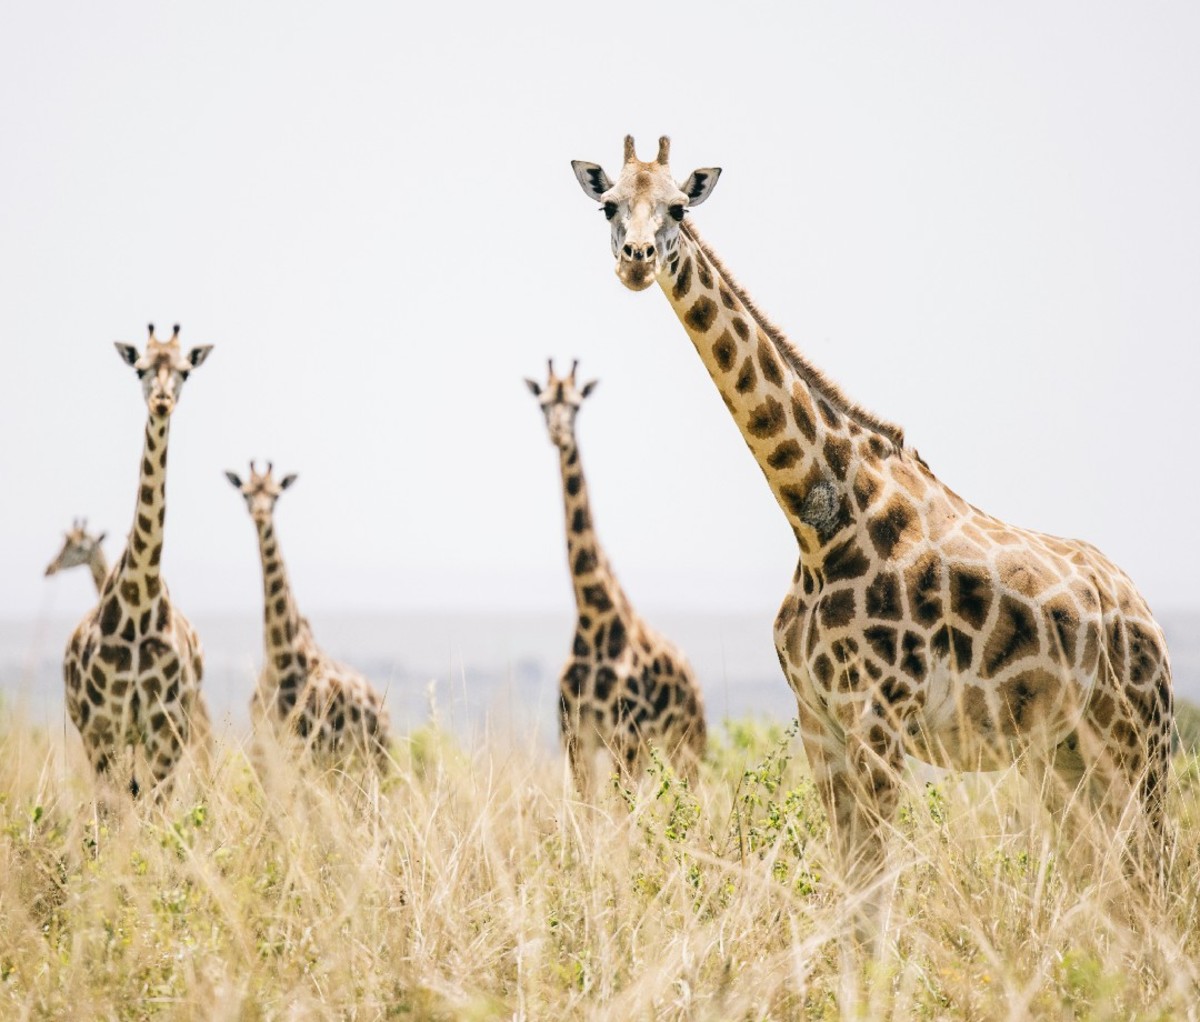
[2,2,1198,624]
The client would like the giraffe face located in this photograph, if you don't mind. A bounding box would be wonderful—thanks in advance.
[45,520,105,577]
[226,463,297,524]
[571,135,721,292]
[114,324,212,418]
[526,360,598,450]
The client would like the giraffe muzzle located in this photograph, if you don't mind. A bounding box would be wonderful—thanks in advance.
[616,251,658,291]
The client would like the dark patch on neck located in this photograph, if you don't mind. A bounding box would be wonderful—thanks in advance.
[712,331,737,371]
[781,478,842,542]
[822,435,852,481]
[672,257,693,300]
[581,584,612,612]
[734,356,757,394]
[684,296,718,333]
[746,396,786,438]
[767,440,803,470]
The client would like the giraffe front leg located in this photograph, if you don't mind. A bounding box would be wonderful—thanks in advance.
[186,693,213,773]
[798,700,903,949]
[79,727,139,809]
[145,703,190,800]
[147,732,184,800]
[558,690,595,796]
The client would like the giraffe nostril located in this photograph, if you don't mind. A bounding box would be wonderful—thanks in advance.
[623,244,633,257]
[646,244,655,257]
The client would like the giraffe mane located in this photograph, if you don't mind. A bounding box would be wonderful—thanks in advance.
[680,220,906,452]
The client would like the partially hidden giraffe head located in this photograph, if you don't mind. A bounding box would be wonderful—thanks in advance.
[114,324,213,418]
[44,518,106,577]
[571,135,721,292]
[525,359,598,450]
[225,461,297,524]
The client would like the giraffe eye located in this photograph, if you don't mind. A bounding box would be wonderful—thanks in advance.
[668,204,686,222]
[602,201,618,220]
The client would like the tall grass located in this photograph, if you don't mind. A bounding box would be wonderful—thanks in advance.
[2,709,1199,1020]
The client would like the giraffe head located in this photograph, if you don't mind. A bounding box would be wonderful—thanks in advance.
[114,324,213,418]
[225,461,298,525]
[525,359,598,449]
[571,135,721,292]
[44,518,106,577]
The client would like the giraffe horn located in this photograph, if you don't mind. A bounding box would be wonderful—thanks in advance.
[546,357,554,378]
[623,135,637,164]
[656,136,670,165]
[570,359,579,380]
[267,461,273,476]
[171,324,180,338]
[147,322,155,339]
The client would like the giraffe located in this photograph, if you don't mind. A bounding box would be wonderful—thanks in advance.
[570,136,1173,903]
[45,519,109,592]
[526,359,707,792]
[225,462,391,771]
[62,325,213,798]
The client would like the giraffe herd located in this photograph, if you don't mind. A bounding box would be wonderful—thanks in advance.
[44,136,1173,917]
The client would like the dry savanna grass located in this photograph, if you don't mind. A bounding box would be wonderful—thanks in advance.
[2,703,1200,1020]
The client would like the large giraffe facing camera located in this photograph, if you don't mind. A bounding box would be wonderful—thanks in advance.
[570,136,1172,909]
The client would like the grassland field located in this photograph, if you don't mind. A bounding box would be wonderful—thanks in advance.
[3,701,1200,1020]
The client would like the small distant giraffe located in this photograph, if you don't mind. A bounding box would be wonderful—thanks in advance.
[62,325,213,798]
[570,137,1172,897]
[45,519,109,592]
[527,360,706,791]
[225,462,391,770]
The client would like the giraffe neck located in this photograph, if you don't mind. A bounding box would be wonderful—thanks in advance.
[254,517,305,660]
[558,438,631,623]
[87,547,110,593]
[659,222,903,563]
[110,415,171,594]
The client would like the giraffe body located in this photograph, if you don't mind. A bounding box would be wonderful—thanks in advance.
[528,361,706,790]
[227,463,391,770]
[571,138,1171,888]
[61,326,213,797]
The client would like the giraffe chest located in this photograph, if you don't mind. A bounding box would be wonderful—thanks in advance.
[68,624,192,732]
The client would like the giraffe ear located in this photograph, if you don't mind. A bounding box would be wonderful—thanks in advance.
[279,474,298,490]
[571,161,613,201]
[187,345,213,368]
[224,471,243,489]
[679,167,721,207]
[114,342,140,366]
[580,379,599,398]
[524,378,542,397]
